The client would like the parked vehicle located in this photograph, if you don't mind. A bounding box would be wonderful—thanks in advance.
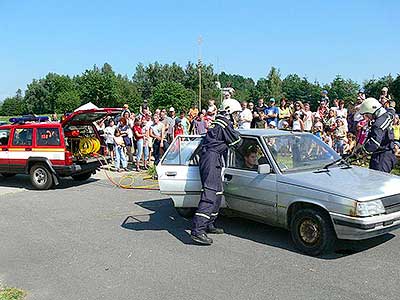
[0,109,121,189]
[157,129,400,255]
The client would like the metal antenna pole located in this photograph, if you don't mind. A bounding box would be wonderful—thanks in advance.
[198,36,202,111]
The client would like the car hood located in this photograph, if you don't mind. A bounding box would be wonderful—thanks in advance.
[278,166,400,201]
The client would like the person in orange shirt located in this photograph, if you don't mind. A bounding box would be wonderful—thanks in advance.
[188,104,199,122]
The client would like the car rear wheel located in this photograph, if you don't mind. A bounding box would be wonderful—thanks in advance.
[1,173,16,178]
[71,172,92,181]
[30,164,54,190]
[176,207,196,218]
[290,208,336,256]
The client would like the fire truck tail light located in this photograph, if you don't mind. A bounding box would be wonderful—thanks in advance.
[65,151,73,165]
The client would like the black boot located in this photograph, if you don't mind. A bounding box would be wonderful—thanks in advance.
[191,233,213,245]
[207,226,224,234]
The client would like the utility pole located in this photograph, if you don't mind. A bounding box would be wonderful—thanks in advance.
[198,36,202,110]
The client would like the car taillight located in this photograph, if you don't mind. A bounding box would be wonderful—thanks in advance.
[65,151,73,165]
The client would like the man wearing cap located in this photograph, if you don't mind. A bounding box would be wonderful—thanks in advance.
[166,107,176,143]
[264,98,279,126]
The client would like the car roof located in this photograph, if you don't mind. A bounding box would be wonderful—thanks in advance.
[238,129,308,137]
[0,121,61,130]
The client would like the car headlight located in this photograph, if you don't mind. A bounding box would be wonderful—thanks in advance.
[356,200,385,217]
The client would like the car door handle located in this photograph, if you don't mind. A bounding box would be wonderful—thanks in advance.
[25,148,32,151]
[165,171,177,176]
[224,174,233,181]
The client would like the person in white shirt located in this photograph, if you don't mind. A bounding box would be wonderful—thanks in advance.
[104,119,116,161]
[207,99,217,119]
[239,101,253,129]
[303,102,313,132]
[335,100,348,119]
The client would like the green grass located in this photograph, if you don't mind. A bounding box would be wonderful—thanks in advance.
[0,287,26,300]
[147,165,157,179]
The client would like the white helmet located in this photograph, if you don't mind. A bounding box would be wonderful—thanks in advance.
[220,98,242,114]
[359,97,382,115]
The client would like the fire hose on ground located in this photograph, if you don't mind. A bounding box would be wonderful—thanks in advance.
[95,154,159,190]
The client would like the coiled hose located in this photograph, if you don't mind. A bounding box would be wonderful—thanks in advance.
[78,137,101,156]
[96,154,159,190]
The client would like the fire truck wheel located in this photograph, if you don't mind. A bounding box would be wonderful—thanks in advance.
[71,172,92,181]
[30,164,54,190]
[1,173,16,178]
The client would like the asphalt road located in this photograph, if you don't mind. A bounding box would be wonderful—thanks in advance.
[0,173,399,300]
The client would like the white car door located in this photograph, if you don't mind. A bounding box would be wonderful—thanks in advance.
[157,136,203,208]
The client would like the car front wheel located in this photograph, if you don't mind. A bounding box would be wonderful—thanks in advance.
[30,164,54,190]
[290,208,336,256]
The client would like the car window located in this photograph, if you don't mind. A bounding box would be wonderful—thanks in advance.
[228,137,269,171]
[36,128,61,146]
[0,129,11,146]
[12,128,33,146]
[162,136,202,166]
[264,134,339,172]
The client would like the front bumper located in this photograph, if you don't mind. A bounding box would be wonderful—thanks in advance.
[331,211,400,240]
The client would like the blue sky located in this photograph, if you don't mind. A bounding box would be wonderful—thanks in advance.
[0,0,399,100]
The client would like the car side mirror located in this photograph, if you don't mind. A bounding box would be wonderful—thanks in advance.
[258,164,271,174]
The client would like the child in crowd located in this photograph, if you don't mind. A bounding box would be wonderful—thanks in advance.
[207,99,217,118]
[174,119,184,138]
[333,117,347,155]
[343,133,356,156]
[191,112,208,135]
[356,116,369,145]
[323,131,333,148]
[254,111,267,128]
[104,119,116,161]
[114,128,128,172]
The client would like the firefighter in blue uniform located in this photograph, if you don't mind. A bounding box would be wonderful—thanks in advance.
[358,97,397,173]
[191,98,243,245]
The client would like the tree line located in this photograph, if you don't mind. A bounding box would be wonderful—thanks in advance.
[1,62,399,116]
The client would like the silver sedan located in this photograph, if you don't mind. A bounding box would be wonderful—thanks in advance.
[157,129,400,256]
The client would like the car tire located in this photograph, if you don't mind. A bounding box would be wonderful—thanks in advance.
[71,172,92,181]
[1,173,16,178]
[30,164,54,190]
[175,207,196,218]
[290,208,336,256]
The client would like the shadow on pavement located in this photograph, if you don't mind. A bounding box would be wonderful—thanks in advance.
[0,174,100,190]
[121,198,396,259]
[121,198,194,245]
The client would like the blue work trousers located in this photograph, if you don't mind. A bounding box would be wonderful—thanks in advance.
[192,150,223,236]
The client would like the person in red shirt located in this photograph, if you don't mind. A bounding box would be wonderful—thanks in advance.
[174,119,184,138]
[133,118,147,171]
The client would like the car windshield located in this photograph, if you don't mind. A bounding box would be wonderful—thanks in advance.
[264,133,340,172]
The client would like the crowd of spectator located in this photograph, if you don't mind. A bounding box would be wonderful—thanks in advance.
[98,86,396,171]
